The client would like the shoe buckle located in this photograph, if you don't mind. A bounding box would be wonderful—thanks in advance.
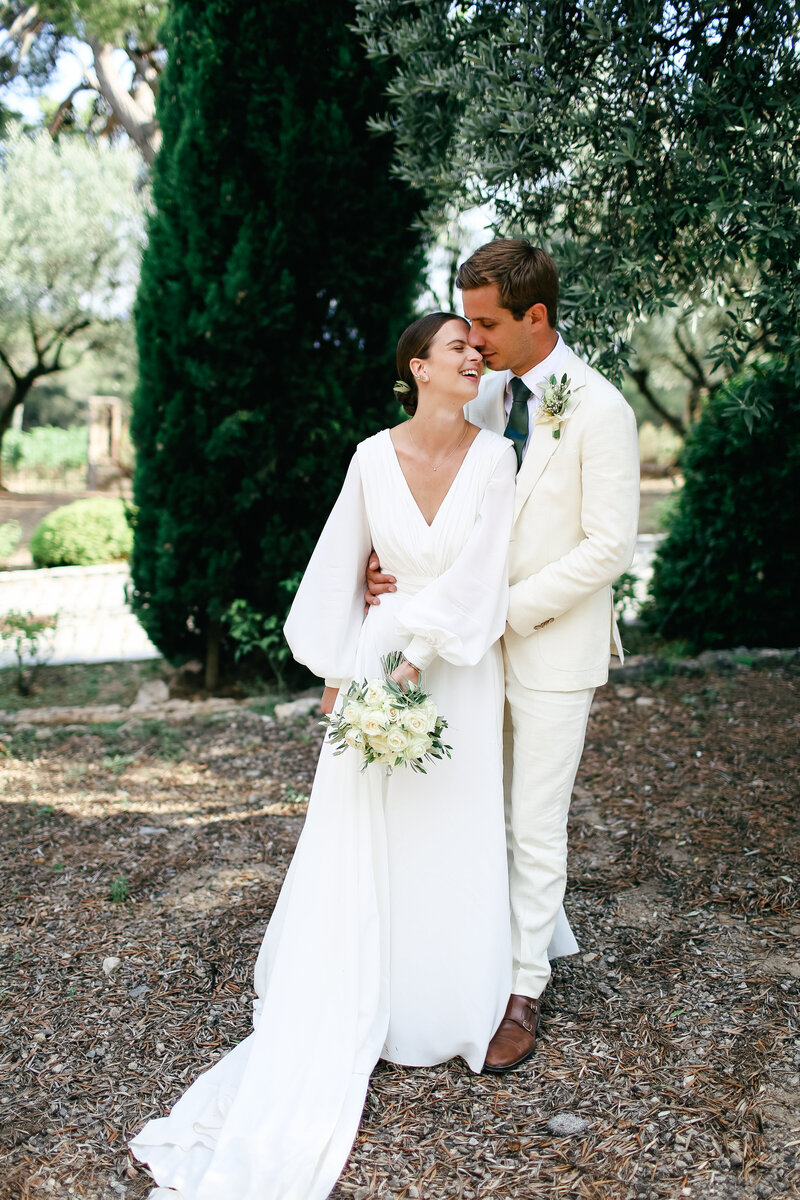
[521,1001,536,1033]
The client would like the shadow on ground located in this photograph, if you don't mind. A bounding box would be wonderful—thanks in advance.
[0,663,798,1200]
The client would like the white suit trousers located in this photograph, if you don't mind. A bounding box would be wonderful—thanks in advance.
[503,654,594,999]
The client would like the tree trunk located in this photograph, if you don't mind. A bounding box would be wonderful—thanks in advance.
[0,375,36,490]
[687,383,704,426]
[205,623,222,692]
[88,38,162,165]
[3,5,44,85]
[629,367,687,438]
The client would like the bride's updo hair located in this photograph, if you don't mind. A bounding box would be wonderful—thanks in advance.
[394,312,470,416]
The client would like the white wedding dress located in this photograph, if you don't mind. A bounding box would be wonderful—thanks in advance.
[130,428,578,1200]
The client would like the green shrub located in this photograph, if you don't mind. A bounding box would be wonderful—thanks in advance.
[223,595,297,687]
[2,425,88,476]
[30,498,133,567]
[0,609,58,694]
[643,360,799,649]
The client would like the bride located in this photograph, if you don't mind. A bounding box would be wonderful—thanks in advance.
[130,312,574,1200]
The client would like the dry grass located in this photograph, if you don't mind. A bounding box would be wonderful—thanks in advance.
[1,663,798,1200]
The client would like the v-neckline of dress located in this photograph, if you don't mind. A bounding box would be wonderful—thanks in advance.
[386,427,484,529]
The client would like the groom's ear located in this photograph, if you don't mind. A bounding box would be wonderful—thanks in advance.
[526,302,551,331]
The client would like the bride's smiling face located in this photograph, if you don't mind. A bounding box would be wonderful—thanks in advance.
[411,319,483,401]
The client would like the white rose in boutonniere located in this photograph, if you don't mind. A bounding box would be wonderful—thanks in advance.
[534,373,583,439]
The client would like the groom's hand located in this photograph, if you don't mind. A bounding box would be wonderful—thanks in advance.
[364,551,396,612]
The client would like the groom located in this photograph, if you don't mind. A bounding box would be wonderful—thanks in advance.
[368,239,640,1070]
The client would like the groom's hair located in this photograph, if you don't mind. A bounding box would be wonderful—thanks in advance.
[456,239,558,327]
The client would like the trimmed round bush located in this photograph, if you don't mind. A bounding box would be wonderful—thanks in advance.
[643,359,799,649]
[30,498,133,568]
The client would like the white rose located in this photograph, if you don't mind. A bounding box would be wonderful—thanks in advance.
[366,732,390,756]
[406,733,432,762]
[368,742,395,766]
[364,681,387,707]
[386,728,409,753]
[343,701,364,726]
[344,727,364,749]
[404,709,429,735]
[420,699,438,733]
[361,709,389,738]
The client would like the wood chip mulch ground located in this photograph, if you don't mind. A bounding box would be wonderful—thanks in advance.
[1,661,798,1200]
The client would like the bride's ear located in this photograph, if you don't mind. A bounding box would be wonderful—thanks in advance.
[409,357,428,383]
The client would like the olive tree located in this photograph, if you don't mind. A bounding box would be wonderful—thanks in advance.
[0,128,144,476]
[355,0,800,408]
[1,2,164,160]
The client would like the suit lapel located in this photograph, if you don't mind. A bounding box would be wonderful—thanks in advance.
[513,424,562,519]
[513,350,590,521]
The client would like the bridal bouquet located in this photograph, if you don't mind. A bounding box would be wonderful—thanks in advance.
[324,653,451,776]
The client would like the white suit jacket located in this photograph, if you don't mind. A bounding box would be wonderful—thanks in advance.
[465,347,640,692]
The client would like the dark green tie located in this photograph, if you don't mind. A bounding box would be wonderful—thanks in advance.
[505,377,531,469]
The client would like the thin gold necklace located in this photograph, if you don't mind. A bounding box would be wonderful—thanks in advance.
[407,420,469,472]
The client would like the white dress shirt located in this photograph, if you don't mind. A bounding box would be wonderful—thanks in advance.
[503,333,569,460]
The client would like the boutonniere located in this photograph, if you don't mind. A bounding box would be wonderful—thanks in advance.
[535,373,582,439]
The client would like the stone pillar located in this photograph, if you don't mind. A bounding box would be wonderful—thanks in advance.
[87,396,126,490]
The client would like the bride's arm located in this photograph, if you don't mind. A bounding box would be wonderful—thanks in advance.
[396,444,516,670]
[388,656,420,690]
[283,454,373,689]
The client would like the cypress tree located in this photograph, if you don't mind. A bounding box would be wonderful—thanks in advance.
[130,0,425,685]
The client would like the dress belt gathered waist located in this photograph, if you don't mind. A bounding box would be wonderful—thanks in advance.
[382,573,436,597]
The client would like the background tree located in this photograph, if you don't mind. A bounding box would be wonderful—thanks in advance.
[627,292,756,439]
[129,0,426,688]
[355,0,799,403]
[0,128,144,484]
[1,2,164,160]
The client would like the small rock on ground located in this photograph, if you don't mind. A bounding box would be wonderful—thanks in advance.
[130,680,170,709]
[275,696,321,720]
[547,1112,589,1137]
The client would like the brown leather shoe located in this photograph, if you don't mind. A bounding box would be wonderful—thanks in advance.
[483,994,542,1073]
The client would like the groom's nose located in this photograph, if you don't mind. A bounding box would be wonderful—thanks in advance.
[467,324,483,350]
